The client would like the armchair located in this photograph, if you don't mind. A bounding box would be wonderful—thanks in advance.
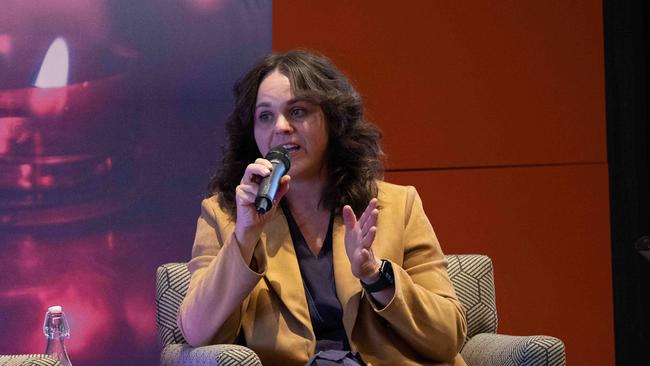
[155,255,566,366]
[447,255,566,366]
[155,263,262,366]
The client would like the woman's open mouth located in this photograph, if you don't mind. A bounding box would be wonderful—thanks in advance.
[281,143,301,152]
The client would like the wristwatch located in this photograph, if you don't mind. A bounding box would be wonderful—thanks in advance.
[361,259,394,293]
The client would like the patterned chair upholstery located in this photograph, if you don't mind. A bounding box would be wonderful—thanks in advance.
[156,263,262,366]
[447,255,566,366]
[156,255,566,366]
[0,355,60,366]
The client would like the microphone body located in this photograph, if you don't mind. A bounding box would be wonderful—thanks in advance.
[255,147,291,214]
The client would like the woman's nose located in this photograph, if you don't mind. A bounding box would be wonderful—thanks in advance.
[274,114,293,133]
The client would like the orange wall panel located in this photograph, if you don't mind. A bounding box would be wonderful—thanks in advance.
[274,1,612,364]
[273,0,606,169]
[385,165,613,365]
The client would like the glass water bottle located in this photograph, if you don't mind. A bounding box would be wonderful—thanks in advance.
[43,305,72,366]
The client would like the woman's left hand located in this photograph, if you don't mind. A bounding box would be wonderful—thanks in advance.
[343,198,381,283]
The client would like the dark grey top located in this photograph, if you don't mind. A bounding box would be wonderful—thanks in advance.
[281,202,350,353]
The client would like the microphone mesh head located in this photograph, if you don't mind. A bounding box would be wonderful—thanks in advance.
[265,146,291,170]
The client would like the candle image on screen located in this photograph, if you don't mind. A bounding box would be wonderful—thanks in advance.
[0,34,138,227]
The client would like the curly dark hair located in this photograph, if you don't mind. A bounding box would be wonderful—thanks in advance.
[209,49,384,218]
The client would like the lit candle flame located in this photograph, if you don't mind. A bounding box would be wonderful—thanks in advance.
[34,37,70,88]
[29,37,70,117]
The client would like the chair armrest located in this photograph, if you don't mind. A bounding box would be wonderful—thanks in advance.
[160,343,262,366]
[0,354,61,365]
[461,333,566,366]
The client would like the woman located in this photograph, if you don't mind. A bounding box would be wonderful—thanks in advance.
[177,50,467,366]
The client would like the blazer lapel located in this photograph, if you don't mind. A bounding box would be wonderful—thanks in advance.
[332,216,362,340]
[261,211,313,336]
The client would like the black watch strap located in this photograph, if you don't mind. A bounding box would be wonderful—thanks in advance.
[361,259,394,293]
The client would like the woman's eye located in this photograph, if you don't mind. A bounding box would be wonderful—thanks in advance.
[290,108,306,119]
[257,112,273,122]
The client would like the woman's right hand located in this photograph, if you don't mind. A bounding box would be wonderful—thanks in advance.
[234,158,290,259]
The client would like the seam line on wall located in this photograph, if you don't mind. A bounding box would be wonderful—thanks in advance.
[386,161,607,173]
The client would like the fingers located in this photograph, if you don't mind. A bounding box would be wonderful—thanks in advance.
[242,165,269,184]
[360,248,379,273]
[238,159,275,204]
[342,205,357,230]
[361,226,377,249]
[241,158,274,184]
[360,209,378,235]
[235,185,257,205]
[358,198,378,230]
[238,183,258,196]
[255,158,274,170]
[359,198,378,236]
[274,175,291,203]
[343,199,379,251]
[360,248,371,262]
[343,199,379,235]
[237,159,273,206]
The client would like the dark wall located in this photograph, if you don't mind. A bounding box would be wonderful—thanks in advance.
[604,0,650,364]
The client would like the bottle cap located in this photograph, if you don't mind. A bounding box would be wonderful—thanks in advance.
[48,305,63,313]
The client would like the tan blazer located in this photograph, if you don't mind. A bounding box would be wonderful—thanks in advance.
[178,181,467,366]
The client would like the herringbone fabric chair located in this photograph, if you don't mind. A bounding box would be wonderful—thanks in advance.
[0,355,60,366]
[156,255,566,366]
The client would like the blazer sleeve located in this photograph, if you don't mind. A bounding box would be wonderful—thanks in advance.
[369,186,467,362]
[177,198,267,346]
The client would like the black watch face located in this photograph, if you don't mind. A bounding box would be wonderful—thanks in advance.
[362,260,394,292]
[381,260,394,285]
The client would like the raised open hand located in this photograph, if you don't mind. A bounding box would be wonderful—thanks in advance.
[342,198,381,283]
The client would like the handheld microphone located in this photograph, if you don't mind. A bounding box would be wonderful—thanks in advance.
[255,146,291,214]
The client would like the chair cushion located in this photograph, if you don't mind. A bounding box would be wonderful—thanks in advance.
[461,333,566,366]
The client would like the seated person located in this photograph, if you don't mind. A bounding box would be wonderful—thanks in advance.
[177,49,467,366]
